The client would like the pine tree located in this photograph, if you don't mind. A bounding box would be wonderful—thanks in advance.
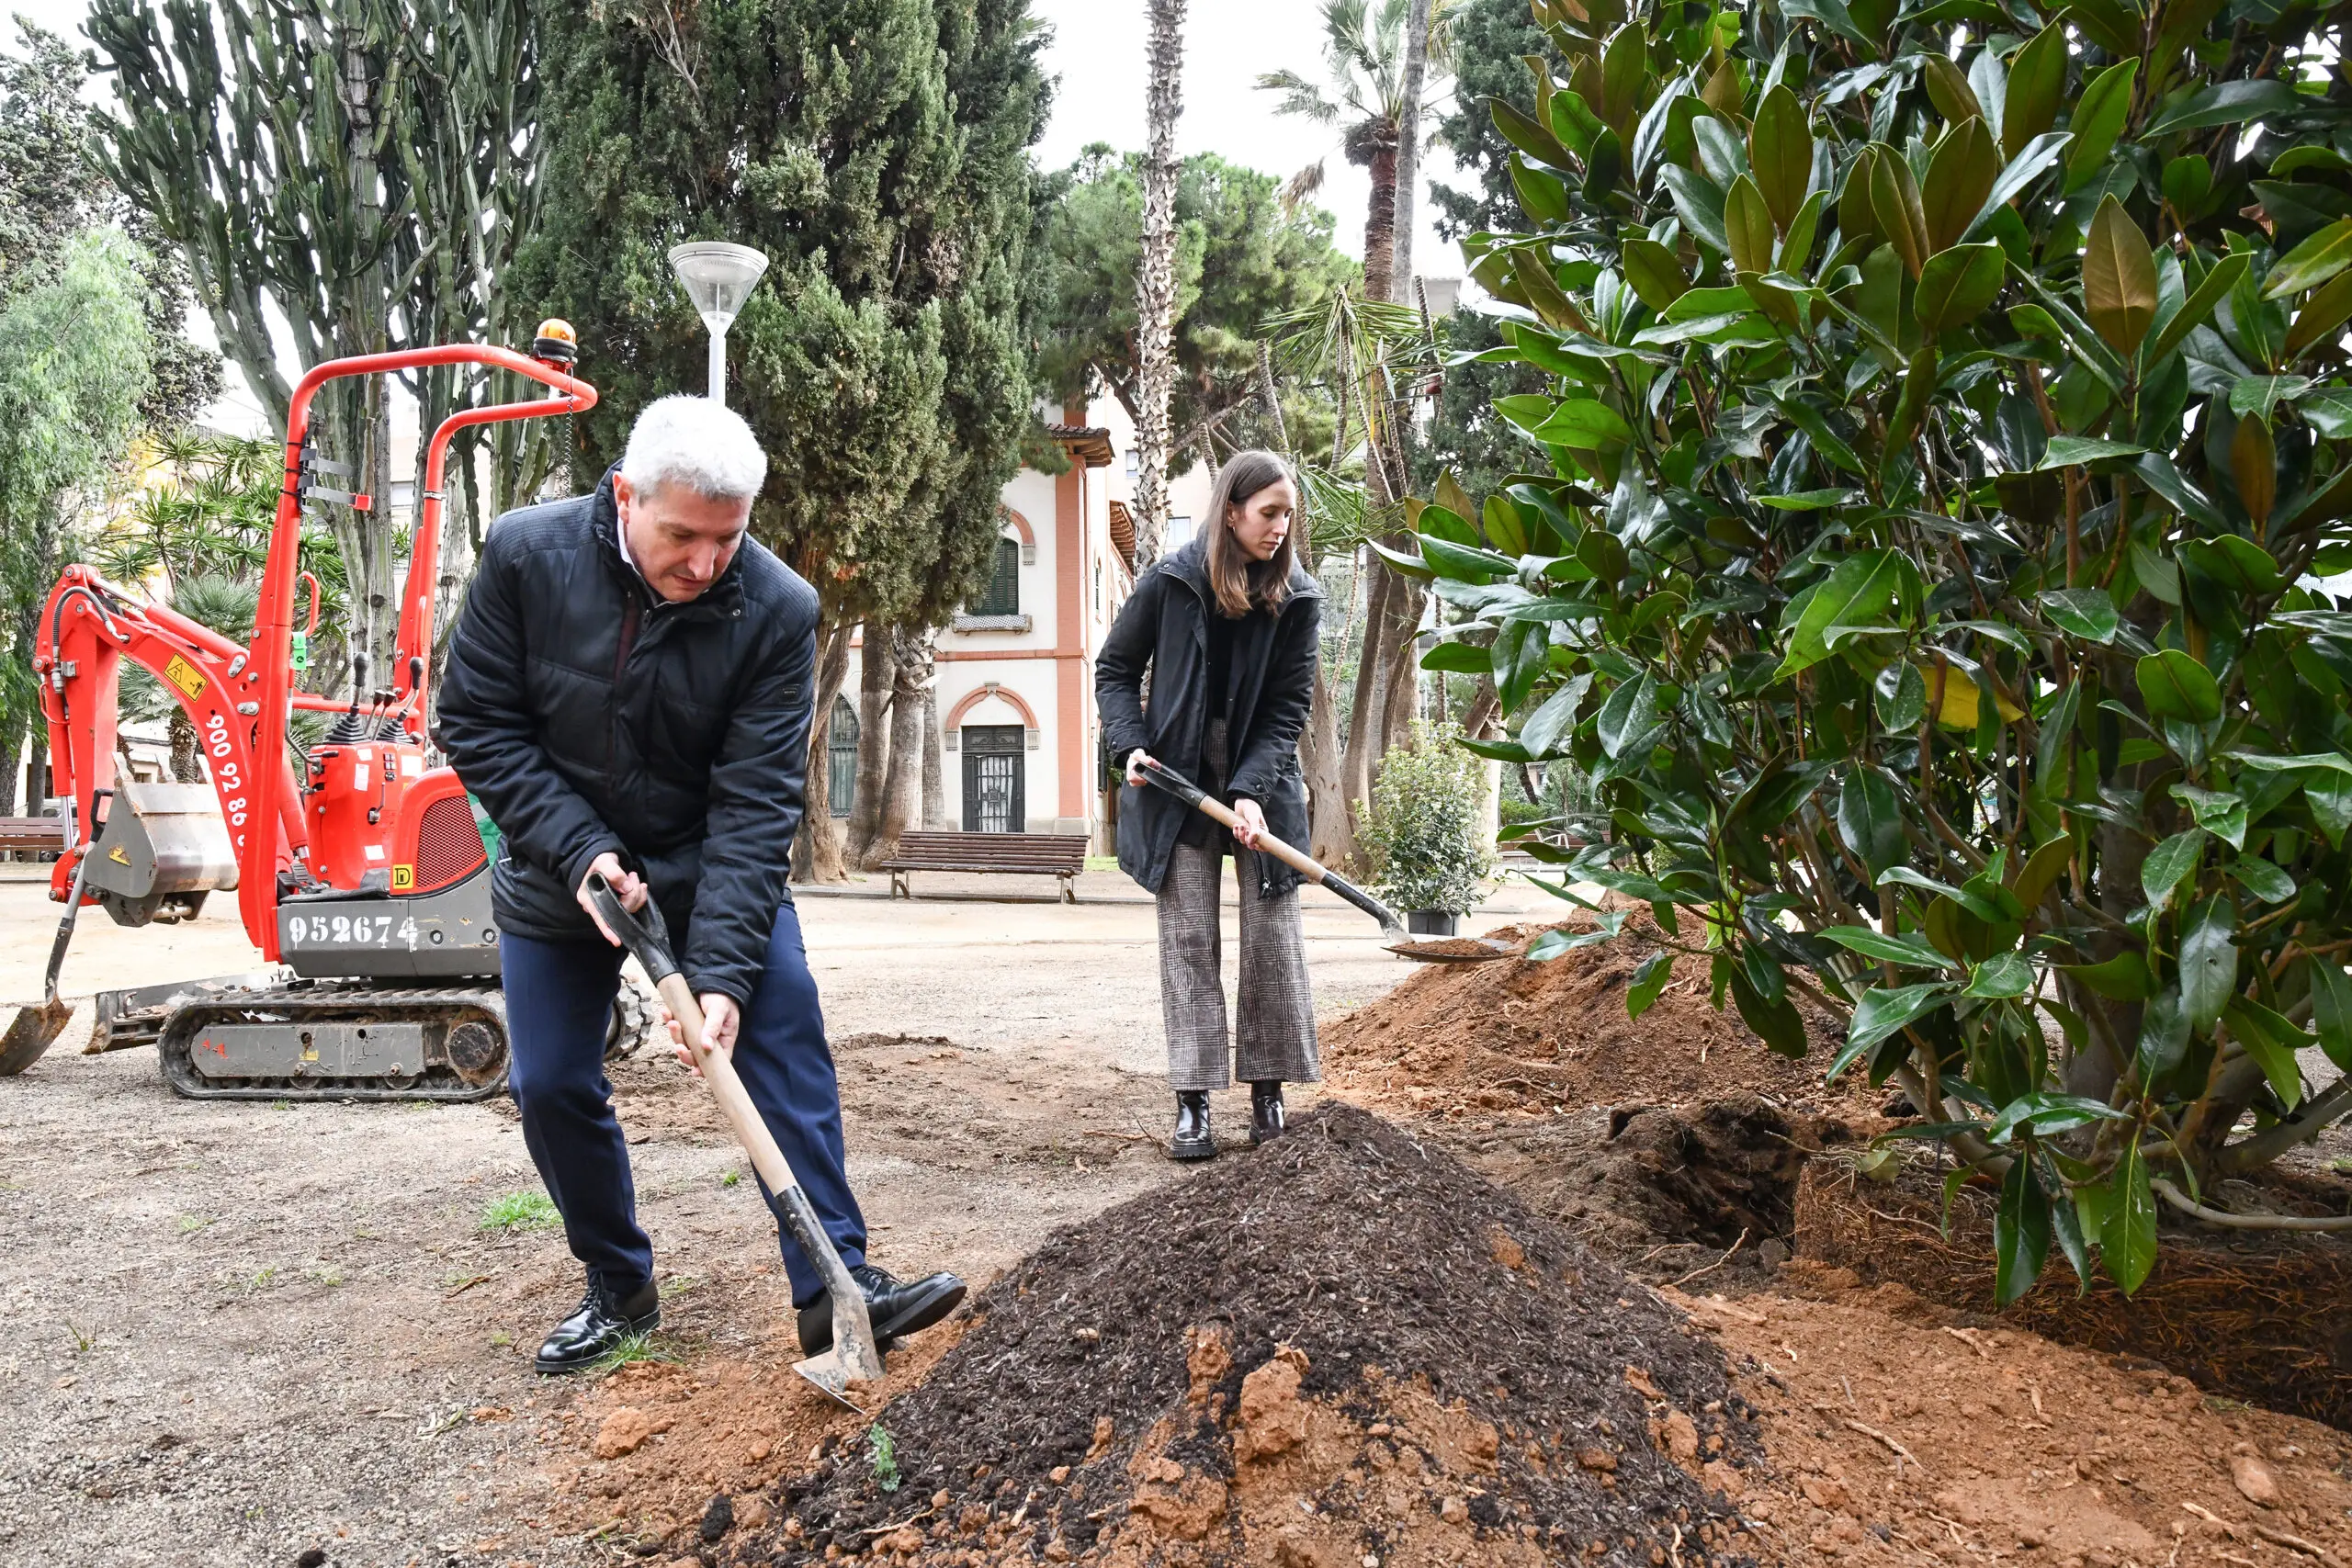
[515,0,1047,877]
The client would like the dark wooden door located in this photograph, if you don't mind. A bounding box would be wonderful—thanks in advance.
[960,725,1024,832]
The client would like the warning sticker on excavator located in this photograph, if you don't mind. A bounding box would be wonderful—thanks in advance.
[164,655,206,699]
[108,844,130,864]
[390,864,414,892]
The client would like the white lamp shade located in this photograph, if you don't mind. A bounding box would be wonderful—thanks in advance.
[667,242,770,333]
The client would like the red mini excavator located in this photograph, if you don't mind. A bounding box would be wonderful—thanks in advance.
[0,324,639,1100]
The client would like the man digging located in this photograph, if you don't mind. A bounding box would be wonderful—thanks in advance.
[438,394,965,1373]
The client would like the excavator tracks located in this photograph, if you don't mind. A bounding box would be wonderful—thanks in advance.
[156,981,512,1102]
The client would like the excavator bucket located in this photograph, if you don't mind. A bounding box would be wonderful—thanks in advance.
[0,996,74,1076]
[82,782,238,928]
[0,845,97,1075]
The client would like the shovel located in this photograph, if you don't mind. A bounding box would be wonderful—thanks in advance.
[0,821,103,1076]
[582,874,885,1406]
[1134,758,1412,942]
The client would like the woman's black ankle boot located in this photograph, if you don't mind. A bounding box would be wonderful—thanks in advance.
[1250,1080,1286,1145]
[1170,1091,1216,1161]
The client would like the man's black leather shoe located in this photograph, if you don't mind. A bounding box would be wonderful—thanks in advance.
[535,1275,660,1374]
[1170,1090,1216,1160]
[797,1264,967,1357]
[1250,1080,1287,1145]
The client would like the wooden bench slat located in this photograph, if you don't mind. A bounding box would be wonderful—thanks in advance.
[880,831,1091,903]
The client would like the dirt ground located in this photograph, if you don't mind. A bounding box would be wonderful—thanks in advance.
[0,870,1516,1567]
[9,875,2352,1568]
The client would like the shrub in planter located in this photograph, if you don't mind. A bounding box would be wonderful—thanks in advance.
[1403,0,2352,1300]
[1362,726,1495,923]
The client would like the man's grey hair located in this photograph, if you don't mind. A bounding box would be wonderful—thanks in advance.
[620,394,767,502]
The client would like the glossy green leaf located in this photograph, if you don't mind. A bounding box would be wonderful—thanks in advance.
[2040,587,2119,643]
[1995,1156,2051,1305]
[2001,23,2068,159]
[1922,117,1999,253]
[1837,768,1905,874]
[1626,949,1673,1021]
[2223,997,2309,1111]
[2142,829,2204,909]
[2179,895,2240,1033]
[1820,926,1960,969]
[2172,784,2247,850]
[2064,950,2156,1001]
[1965,951,2035,998]
[1777,549,1911,677]
[2064,61,2139,190]
[2264,219,2352,299]
[1845,981,1958,1052]
[1748,85,1813,232]
[2230,854,2296,904]
[1915,242,2005,333]
[2135,649,2222,722]
[2307,959,2352,1072]
[2100,1139,2158,1295]
[2143,79,2307,139]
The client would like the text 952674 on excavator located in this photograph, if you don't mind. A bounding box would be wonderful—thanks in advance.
[0,324,642,1100]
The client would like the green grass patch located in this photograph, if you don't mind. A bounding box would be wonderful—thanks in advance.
[479,1190,560,1232]
[591,1330,679,1374]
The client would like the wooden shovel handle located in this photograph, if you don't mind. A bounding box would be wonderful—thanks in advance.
[651,975,808,1212]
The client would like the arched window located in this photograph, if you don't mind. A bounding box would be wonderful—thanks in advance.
[969,536,1021,616]
[827,695,858,818]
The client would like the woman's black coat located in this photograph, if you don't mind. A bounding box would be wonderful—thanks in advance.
[1096,536,1323,898]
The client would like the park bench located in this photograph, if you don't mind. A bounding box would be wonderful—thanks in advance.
[878,831,1090,904]
[0,816,62,861]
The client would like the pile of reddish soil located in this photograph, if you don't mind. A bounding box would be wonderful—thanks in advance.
[722,1104,1762,1566]
[1325,923,1876,1122]
[1678,1273,2352,1565]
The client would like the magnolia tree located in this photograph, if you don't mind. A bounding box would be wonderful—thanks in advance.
[1407,0,2352,1299]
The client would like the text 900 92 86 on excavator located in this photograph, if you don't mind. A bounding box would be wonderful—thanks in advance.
[0,323,647,1097]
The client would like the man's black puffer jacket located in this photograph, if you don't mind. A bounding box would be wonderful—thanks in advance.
[437,465,817,1006]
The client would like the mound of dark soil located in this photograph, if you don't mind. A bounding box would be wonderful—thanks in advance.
[729,1104,1763,1566]
[1325,922,1876,1122]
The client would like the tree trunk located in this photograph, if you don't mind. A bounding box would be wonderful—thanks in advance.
[1379,577,1427,745]
[921,683,947,830]
[795,614,854,884]
[845,626,894,866]
[0,724,19,819]
[1340,549,1399,826]
[1390,0,1435,304]
[1301,668,1350,864]
[1361,138,1400,307]
[170,708,202,783]
[1131,0,1189,567]
[868,626,932,866]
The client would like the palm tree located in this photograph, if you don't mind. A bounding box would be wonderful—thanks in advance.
[1131,0,1189,568]
[1256,0,1450,305]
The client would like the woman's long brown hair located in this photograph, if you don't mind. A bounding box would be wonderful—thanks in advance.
[1202,448,1299,618]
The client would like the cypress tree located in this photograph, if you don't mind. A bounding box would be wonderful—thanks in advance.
[516,0,1046,873]
[517,0,1045,626]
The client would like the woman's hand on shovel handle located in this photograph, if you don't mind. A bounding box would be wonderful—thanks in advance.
[1124,749,1155,786]
[662,993,741,1076]
[1230,796,1266,850]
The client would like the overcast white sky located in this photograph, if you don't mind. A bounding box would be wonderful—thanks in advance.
[5,0,1470,433]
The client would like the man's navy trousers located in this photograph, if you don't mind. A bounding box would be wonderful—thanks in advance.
[501,901,865,1308]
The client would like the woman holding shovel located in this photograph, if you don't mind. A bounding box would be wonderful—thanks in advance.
[1097,448,1325,1161]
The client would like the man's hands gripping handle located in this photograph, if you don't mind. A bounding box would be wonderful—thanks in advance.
[578,867,741,1059]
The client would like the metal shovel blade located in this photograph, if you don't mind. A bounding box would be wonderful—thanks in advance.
[0,997,73,1076]
[791,1316,887,1410]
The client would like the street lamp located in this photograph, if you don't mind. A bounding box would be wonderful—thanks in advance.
[667,241,770,407]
